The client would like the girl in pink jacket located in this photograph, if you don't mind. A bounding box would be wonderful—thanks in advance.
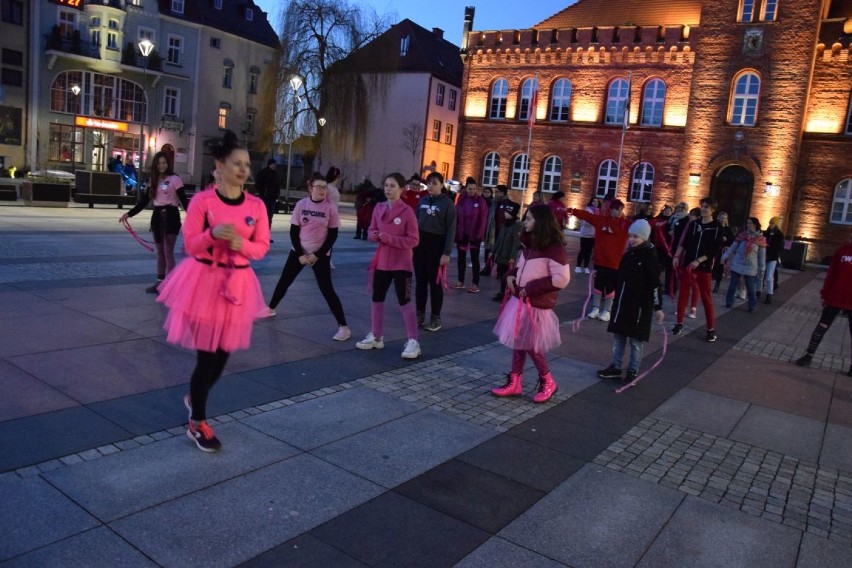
[491,205,571,403]
[356,172,422,359]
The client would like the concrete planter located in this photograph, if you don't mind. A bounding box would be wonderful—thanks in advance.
[21,181,72,207]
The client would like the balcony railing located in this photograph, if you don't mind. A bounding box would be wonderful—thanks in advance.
[44,34,101,59]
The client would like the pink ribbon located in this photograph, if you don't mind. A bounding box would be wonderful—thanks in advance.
[121,218,155,252]
[616,326,668,393]
[570,269,595,332]
[437,265,448,289]
[218,250,242,305]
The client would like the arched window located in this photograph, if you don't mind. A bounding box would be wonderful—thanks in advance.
[605,78,629,125]
[630,162,655,202]
[596,160,619,197]
[517,78,538,122]
[489,78,508,119]
[831,178,852,225]
[511,154,529,190]
[541,156,562,192]
[549,78,571,122]
[482,152,500,187]
[729,71,760,126]
[50,70,145,122]
[640,78,666,127]
[762,0,778,21]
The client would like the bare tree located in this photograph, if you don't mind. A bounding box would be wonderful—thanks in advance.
[402,122,423,174]
[259,0,392,162]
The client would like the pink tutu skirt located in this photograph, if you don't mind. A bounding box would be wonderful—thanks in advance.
[157,258,266,352]
[493,296,562,352]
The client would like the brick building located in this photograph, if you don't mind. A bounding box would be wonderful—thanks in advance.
[455,0,852,262]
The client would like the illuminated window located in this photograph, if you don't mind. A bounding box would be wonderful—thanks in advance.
[218,107,228,129]
[48,123,83,164]
[549,78,571,122]
[630,162,655,202]
[517,78,538,122]
[729,71,760,126]
[50,71,145,122]
[489,78,508,119]
[482,152,500,187]
[762,0,778,21]
[738,0,755,22]
[845,93,852,135]
[596,159,619,197]
[605,78,629,125]
[831,179,852,225]
[511,154,529,190]
[641,79,666,127]
[541,156,562,192]
[432,119,441,141]
[436,84,445,106]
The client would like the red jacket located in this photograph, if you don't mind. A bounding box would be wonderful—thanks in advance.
[822,243,852,310]
[570,209,630,270]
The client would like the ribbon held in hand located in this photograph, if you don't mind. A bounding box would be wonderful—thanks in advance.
[121,218,155,252]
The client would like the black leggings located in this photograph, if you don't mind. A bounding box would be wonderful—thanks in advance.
[577,237,595,268]
[269,251,347,325]
[190,349,230,422]
[805,305,852,356]
[414,232,445,316]
[457,241,481,285]
[372,269,412,305]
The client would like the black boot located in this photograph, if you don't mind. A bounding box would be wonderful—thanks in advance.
[712,282,720,293]
[764,294,772,305]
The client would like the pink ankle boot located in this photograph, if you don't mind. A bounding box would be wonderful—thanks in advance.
[491,372,523,397]
[533,372,558,403]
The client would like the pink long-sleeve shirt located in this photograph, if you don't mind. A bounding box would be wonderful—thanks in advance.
[368,198,420,271]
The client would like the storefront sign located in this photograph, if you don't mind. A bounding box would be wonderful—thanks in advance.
[162,117,185,132]
[49,0,85,10]
[76,117,129,132]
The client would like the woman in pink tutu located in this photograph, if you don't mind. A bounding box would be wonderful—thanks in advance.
[157,130,270,452]
[491,205,571,403]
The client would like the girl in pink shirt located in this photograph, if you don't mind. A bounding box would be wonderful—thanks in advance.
[157,131,270,452]
[356,172,422,359]
[121,152,188,293]
[262,173,349,341]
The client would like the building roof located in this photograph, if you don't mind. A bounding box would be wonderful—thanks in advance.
[534,0,704,29]
[157,0,279,49]
[339,19,463,86]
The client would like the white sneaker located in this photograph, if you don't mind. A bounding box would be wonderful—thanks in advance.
[356,332,384,350]
[687,307,697,319]
[259,307,276,318]
[737,290,747,300]
[333,325,351,341]
[574,266,583,273]
[584,267,591,274]
[587,307,600,320]
[401,339,421,359]
[599,311,611,322]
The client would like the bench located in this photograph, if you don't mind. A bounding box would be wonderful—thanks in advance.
[0,185,17,201]
[73,170,135,208]
[73,193,137,208]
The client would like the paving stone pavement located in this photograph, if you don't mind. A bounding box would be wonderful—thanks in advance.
[593,416,852,547]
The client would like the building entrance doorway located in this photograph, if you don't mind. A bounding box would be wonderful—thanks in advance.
[711,165,753,230]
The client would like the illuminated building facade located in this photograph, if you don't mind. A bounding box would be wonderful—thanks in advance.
[25,0,277,186]
[455,0,852,261]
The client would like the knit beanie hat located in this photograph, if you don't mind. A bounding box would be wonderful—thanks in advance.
[504,201,521,220]
[628,219,651,242]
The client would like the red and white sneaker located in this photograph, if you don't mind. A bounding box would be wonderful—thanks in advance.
[187,420,221,453]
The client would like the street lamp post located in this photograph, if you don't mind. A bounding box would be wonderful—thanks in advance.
[138,39,154,174]
[284,75,303,212]
[316,116,326,170]
[70,84,81,174]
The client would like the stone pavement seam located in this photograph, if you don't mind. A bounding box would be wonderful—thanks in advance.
[593,416,852,547]
[0,342,566,483]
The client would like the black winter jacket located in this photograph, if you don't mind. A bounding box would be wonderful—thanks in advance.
[607,242,663,342]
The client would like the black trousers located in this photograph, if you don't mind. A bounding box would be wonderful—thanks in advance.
[190,349,230,422]
[414,232,445,316]
[269,251,347,325]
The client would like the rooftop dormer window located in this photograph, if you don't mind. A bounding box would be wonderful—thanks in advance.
[245,8,253,21]
[400,35,409,56]
[171,0,184,15]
